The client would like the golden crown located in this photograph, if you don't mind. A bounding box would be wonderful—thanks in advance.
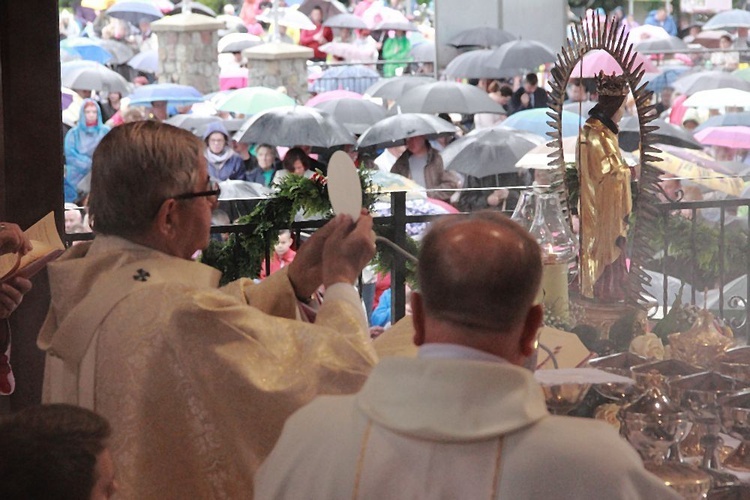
[595,71,629,97]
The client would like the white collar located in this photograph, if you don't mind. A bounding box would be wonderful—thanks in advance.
[418,343,510,365]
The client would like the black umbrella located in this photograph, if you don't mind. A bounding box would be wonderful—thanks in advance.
[165,114,221,134]
[485,39,556,72]
[634,36,688,53]
[356,113,455,149]
[168,2,217,17]
[673,70,750,95]
[106,1,163,25]
[695,111,750,132]
[323,13,367,30]
[444,49,517,79]
[313,98,387,135]
[703,9,750,30]
[618,116,703,152]
[410,41,435,62]
[364,75,435,100]
[394,81,506,114]
[233,106,355,148]
[448,27,517,48]
[442,127,541,177]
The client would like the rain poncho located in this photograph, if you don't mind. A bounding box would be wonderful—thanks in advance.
[382,35,411,77]
[64,99,110,201]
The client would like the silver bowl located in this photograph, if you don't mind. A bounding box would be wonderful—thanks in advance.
[588,352,646,401]
[631,359,703,391]
[716,347,750,384]
[719,390,750,472]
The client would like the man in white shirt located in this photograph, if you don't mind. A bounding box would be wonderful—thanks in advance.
[255,211,680,500]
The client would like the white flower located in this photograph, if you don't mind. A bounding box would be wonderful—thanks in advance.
[629,332,665,360]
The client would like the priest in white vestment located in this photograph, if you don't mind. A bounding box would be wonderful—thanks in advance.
[37,121,378,499]
[255,212,680,500]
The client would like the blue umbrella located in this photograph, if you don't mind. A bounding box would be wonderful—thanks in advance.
[127,83,204,105]
[645,67,690,93]
[107,1,164,25]
[310,65,381,95]
[127,50,158,73]
[60,38,113,64]
[501,108,583,139]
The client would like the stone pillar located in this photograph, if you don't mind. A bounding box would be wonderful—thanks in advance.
[151,13,224,94]
[244,42,314,103]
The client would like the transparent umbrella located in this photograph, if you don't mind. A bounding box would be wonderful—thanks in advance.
[233,106,356,147]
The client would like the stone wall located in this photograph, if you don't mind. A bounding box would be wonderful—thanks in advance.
[151,13,223,94]
[245,42,313,103]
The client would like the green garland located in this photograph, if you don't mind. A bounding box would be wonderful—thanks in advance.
[201,170,382,285]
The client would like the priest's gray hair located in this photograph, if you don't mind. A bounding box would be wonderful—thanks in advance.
[417,211,542,332]
[89,121,203,237]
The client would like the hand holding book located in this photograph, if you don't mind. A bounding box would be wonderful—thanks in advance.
[0,213,65,284]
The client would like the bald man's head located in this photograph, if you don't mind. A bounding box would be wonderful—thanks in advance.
[417,212,542,333]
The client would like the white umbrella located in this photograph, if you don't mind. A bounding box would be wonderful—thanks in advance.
[233,106,356,147]
[218,32,262,54]
[257,7,316,30]
[683,88,750,108]
[61,61,131,94]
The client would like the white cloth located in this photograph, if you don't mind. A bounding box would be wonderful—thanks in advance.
[374,149,400,172]
[256,350,680,500]
[38,235,376,499]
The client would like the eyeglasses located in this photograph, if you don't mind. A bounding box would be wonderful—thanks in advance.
[172,180,221,201]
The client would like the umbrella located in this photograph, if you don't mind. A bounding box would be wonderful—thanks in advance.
[660,144,742,176]
[627,25,671,42]
[127,50,158,73]
[310,65,381,94]
[61,61,131,94]
[442,127,540,177]
[62,87,84,127]
[410,41,435,63]
[234,106,355,147]
[364,75,435,100]
[444,49,516,79]
[693,30,732,49]
[305,89,362,107]
[106,0,163,25]
[694,126,750,149]
[298,0,346,20]
[216,87,296,115]
[323,13,367,30]
[318,42,378,63]
[501,108,583,139]
[257,7,316,30]
[638,149,744,196]
[313,98,386,134]
[672,70,750,95]
[571,49,658,78]
[218,33,262,53]
[59,38,113,65]
[634,36,688,53]
[60,47,82,63]
[703,9,750,30]
[356,113,455,149]
[515,136,581,169]
[128,83,204,105]
[484,39,556,72]
[168,1,216,17]
[448,27,517,48]
[361,5,408,30]
[373,20,418,32]
[683,88,750,108]
[563,100,596,117]
[695,111,750,131]
[97,39,136,65]
[393,81,506,114]
[645,66,690,93]
[164,114,221,134]
[369,170,425,197]
[618,116,703,152]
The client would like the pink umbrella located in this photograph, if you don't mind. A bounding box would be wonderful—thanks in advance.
[694,126,750,149]
[571,49,657,78]
[361,4,408,29]
[668,94,688,126]
[306,89,362,107]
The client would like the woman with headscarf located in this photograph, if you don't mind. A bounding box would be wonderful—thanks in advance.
[64,99,110,202]
[202,122,247,181]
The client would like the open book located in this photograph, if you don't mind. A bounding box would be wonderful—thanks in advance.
[0,212,65,283]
